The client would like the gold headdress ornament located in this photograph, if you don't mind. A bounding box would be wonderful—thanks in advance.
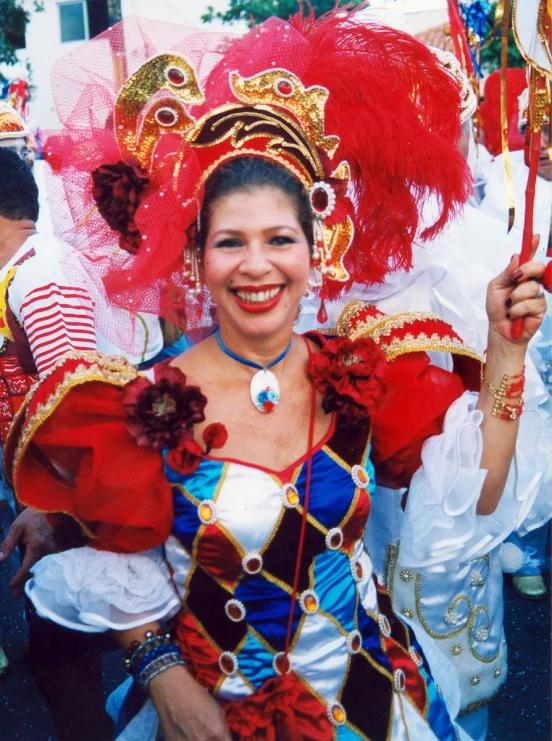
[114,53,204,171]
[0,103,29,140]
[106,56,354,290]
[180,67,354,292]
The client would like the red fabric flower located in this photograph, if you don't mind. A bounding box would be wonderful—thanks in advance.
[166,439,204,475]
[202,423,228,452]
[224,673,332,741]
[91,157,150,255]
[123,366,207,450]
[307,335,386,423]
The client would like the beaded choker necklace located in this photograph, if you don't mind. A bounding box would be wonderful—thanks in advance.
[215,330,292,413]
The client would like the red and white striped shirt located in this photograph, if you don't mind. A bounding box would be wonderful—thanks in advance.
[19,282,96,374]
[4,235,98,376]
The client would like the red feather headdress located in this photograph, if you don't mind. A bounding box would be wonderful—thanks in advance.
[42,10,471,337]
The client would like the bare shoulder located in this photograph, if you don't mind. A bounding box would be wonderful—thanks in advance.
[169,335,217,385]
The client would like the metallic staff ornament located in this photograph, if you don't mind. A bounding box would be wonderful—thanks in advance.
[512,0,552,338]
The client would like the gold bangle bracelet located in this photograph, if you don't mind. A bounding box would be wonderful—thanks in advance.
[479,364,525,421]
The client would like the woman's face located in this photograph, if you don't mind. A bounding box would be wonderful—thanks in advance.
[202,186,311,341]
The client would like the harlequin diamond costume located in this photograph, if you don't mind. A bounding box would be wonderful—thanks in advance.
[3,11,547,741]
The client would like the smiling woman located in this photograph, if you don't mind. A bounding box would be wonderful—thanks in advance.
[200,160,312,349]
[4,10,550,741]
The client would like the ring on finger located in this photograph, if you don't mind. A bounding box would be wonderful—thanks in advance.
[536,284,545,299]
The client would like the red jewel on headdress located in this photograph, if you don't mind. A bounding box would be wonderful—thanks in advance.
[274,78,294,97]
[166,66,187,87]
[155,108,178,127]
[309,182,336,219]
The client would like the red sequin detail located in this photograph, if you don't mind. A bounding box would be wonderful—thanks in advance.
[244,556,262,573]
[274,653,291,675]
[219,653,236,675]
[329,531,342,549]
[276,79,293,96]
[226,602,244,621]
[167,67,186,86]
[350,633,362,652]
[311,187,329,213]
[156,108,177,126]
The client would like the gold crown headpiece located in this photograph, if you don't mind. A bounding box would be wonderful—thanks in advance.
[104,57,354,292]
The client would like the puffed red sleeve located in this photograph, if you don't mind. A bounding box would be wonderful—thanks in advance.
[369,352,467,489]
[333,302,482,490]
[4,352,173,553]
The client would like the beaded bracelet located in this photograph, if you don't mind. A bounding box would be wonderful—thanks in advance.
[480,364,525,421]
[124,629,172,672]
[136,646,186,690]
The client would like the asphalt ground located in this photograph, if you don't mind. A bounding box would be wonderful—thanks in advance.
[0,555,550,740]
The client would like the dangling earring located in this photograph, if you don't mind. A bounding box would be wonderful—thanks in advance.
[305,263,323,298]
[183,245,202,298]
[183,200,203,299]
[308,181,336,324]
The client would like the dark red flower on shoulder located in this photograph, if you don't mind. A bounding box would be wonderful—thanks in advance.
[123,365,207,449]
[123,365,228,474]
[166,439,204,475]
[307,334,386,424]
[91,157,150,255]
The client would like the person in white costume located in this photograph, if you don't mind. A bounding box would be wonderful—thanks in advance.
[478,78,552,602]
[296,46,551,741]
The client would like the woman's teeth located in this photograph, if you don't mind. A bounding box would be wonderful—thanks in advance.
[235,287,282,303]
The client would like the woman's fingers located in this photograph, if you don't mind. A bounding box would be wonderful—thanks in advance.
[510,259,546,285]
[507,278,547,304]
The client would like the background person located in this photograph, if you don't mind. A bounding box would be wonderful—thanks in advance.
[0,148,113,741]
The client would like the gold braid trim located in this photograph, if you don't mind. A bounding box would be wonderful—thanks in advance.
[335,304,482,363]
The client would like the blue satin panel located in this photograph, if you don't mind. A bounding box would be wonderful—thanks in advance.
[171,488,201,555]
[236,631,278,691]
[313,550,357,634]
[295,449,356,529]
[337,724,365,740]
[234,574,303,653]
[356,608,392,674]
[165,455,226,501]
[365,448,376,497]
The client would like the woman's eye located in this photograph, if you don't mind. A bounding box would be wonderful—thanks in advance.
[269,235,295,246]
[214,238,242,248]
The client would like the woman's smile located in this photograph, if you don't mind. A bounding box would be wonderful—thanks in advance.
[231,284,285,311]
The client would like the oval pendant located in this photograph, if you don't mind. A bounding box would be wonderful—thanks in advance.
[250,369,280,413]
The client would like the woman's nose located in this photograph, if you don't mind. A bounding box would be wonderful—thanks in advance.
[238,243,272,275]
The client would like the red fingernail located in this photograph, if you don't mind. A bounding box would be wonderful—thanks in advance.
[512,269,523,280]
[505,298,512,308]
[505,311,511,320]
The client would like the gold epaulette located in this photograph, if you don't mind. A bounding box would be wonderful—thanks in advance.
[334,301,482,363]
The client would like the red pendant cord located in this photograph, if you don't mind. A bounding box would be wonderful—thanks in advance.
[283,338,317,657]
